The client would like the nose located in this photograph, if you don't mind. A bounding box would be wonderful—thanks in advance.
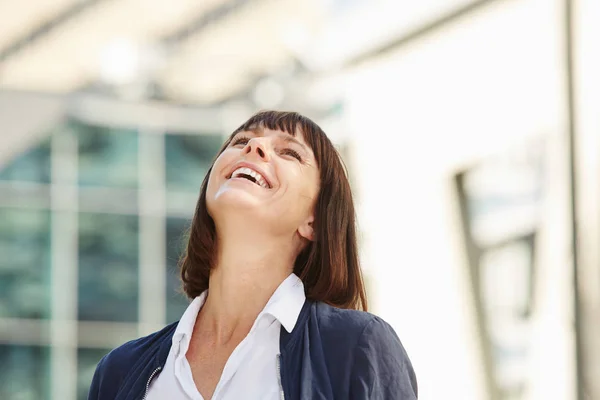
[243,137,269,160]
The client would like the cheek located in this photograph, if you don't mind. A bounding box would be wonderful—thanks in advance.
[205,154,228,195]
[208,151,234,180]
[211,151,229,171]
[294,175,320,211]
[304,171,320,201]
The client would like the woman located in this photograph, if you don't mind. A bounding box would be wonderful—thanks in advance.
[89,111,418,399]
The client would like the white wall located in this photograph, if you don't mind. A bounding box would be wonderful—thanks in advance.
[341,0,575,398]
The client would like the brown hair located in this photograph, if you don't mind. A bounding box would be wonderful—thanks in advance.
[180,110,368,311]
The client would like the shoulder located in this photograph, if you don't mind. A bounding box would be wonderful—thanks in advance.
[308,302,404,358]
[311,301,389,339]
[310,302,418,398]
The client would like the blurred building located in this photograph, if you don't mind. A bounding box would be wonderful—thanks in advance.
[1,0,600,399]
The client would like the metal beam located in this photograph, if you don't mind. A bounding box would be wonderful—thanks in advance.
[454,172,502,400]
[0,0,108,63]
[160,0,254,47]
[564,0,584,398]
[344,0,500,69]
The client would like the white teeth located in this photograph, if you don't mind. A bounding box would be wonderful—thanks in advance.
[231,167,269,188]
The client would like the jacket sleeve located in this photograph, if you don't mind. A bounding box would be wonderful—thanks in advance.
[87,354,108,400]
[349,317,418,399]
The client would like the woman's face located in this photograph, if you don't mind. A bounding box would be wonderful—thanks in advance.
[206,127,320,240]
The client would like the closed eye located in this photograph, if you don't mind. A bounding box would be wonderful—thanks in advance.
[231,136,250,146]
[282,148,302,162]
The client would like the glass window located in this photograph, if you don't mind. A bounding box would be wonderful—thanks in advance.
[165,133,223,192]
[0,138,51,183]
[0,208,51,319]
[78,213,139,322]
[0,345,50,400]
[73,120,138,188]
[166,217,191,323]
[77,348,111,400]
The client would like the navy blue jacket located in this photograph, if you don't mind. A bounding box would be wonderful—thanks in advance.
[88,300,418,399]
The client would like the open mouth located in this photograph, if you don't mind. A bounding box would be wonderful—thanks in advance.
[229,167,270,189]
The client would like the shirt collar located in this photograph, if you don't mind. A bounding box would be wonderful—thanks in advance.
[260,273,306,333]
[172,273,306,343]
[173,290,207,343]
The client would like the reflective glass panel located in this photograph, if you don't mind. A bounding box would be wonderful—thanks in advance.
[78,213,139,322]
[73,120,138,188]
[0,208,51,319]
[0,138,51,183]
[77,348,111,400]
[0,345,50,400]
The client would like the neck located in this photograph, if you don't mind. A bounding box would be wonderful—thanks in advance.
[195,224,299,344]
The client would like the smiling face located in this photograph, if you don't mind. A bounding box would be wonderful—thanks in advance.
[180,111,367,310]
[206,126,320,241]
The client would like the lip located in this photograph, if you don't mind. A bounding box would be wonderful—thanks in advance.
[226,161,274,189]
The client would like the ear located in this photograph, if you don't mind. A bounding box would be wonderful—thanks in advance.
[297,215,315,241]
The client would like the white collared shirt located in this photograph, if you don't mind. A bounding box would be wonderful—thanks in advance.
[146,273,306,400]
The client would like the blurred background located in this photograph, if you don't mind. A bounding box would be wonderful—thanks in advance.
[0,0,599,399]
